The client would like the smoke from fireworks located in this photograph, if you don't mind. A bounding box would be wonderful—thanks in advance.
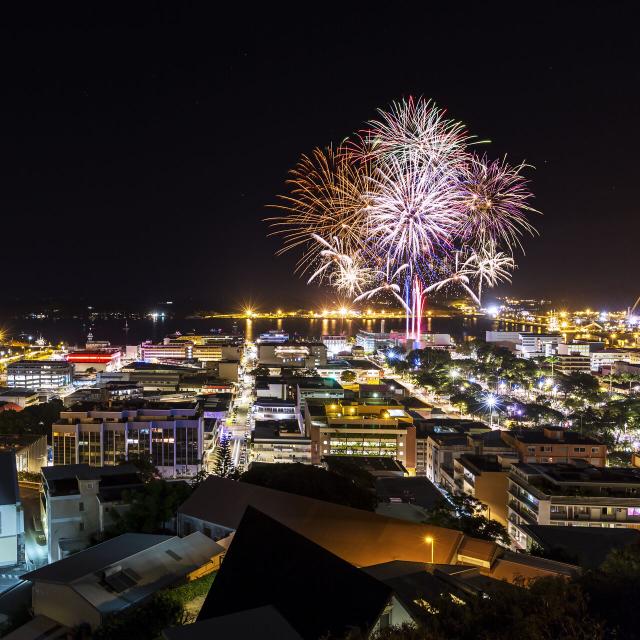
[268,96,539,335]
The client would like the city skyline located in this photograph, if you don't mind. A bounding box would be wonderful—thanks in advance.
[0,5,639,309]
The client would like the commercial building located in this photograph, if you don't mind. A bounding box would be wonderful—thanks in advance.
[355,330,394,354]
[140,339,193,363]
[0,434,48,474]
[63,382,143,407]
[554,354,591,374]
[0,388,39,409]
[257,342,327,368]
[321,334,350,356]
[508,462,640,549]
[253,397,299,422]
[485,331,561,358]
[6,360,74,391]
[52,406,203,477]
[65,349,121,372]
[22,532,223,631]
[316,359,383,384]
[255,375,344,402]
[502,427,607,467]
[0,452,24,567]
[590,349,630,373]
[40,464,144,562]
[305,398,416,470]
[250,422,311,465]
[192,343,242,363]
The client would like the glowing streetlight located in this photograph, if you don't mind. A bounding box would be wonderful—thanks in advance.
[449,369,459,380]
[424,535,434,563]
[484,393,498,429]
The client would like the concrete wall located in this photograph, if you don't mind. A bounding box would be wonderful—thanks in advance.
[32,581,101,629]
[475,472,509,527]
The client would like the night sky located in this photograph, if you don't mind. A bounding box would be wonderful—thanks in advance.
[1,5,638,311]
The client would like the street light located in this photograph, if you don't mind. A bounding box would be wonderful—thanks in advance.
[484,393,497,429]
[424,535,434,563]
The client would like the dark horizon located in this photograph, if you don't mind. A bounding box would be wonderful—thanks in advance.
[1,5,638,310]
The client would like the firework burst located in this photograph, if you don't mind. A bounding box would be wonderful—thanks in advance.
[267,97,539,336]
[458,154,538,252]
[366,151,462,267]
[267,146,372,272]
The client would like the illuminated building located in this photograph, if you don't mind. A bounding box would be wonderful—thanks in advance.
[554,354,591,374]
[6,360,73,391]
[66,348,121,372]
[502,427,607,467]
[250,422,311,465]
[140,339,192,362]
[253,398,298,422]
[257,342,327,368]
[0,452,24,567]
[508,462,640,549]
[321,334,350,356]
[315,359,383,384]
[304,399,416,470]
[257,330,289,344]
[51,407,203,478]
[355,330,394,354]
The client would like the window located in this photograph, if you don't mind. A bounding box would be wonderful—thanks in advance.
[591,447,600,453]
[573,447,586,453]
[79,502,84,512]
[628,508,640,517]
[79,522,84,531]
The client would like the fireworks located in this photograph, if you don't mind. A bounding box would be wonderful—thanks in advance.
[268,96,539,339]
[458,155,538,252]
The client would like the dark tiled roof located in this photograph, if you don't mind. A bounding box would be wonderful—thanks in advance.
[197,507,392,640]
[376,477,445,510]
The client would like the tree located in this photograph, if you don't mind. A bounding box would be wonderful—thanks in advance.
[122,454,160,482]
[107,479,193,536]
[240,463,377,511]
[212,431,235,478]
[92,590,188,640]
[0,398,64,436]
[422,495,510,545]
[340,369,357,383]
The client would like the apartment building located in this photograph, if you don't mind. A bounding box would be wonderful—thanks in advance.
[420,426,512,485]
[40,464,143,562]
[554,354,591,374]
[0,452,24,567]
[502,427,607,467]
[52,406,203,478]
[449,453,519,526]
[508,462,640,549]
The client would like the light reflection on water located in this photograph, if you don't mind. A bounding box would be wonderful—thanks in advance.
[0,314,527,347]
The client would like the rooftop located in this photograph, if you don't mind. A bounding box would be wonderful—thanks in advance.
[197,507,392,639]
[376,476,445,510]
[23,532,222,617]
[507,427,604,446]
[0,387,39,397]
